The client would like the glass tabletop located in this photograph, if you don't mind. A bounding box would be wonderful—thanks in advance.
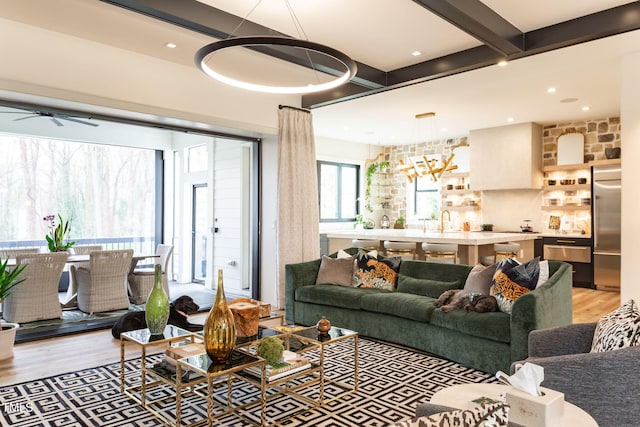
[121,325,194,345]
[288,326,357,344]
[180,349,263,377]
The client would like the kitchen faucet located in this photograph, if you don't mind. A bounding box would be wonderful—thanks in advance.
[439,210,451,232]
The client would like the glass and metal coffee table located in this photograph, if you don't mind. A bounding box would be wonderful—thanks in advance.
[176,349,266,427]
[280,325,359,404]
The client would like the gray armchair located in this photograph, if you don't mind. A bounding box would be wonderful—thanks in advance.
[514,323,640,427]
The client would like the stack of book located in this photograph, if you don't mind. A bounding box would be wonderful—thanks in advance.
[246,350,311,382]
[154,342,205,381]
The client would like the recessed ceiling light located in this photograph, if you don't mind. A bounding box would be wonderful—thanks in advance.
[560,97,579,103]
[165,42,177,49]
[497,60,508,67]
[411,51,422,57]
[441,127,447,132]
[507,117,514,122]
[582,106,590,111]
[547,87,557,93]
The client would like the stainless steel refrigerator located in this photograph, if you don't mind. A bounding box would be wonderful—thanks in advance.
[592,164,621,291]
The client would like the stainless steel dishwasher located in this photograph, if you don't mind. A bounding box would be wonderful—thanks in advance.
[542,237,593,288]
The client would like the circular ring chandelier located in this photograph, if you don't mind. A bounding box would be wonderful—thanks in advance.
[195,36,358,94]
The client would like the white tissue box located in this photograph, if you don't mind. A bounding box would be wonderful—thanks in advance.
[505,386,564,427]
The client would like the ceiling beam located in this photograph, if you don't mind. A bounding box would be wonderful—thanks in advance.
[411,0,524,56]
[303,2,640,108]
[99,0,640,109]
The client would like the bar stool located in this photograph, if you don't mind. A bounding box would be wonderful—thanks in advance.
[422,242,458,264]
[351,239,380,251]
[383,241,416,260]
[481,242,521,265]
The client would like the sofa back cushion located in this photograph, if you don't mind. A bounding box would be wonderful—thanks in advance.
[399,260,473,283]
[397,275,462,298]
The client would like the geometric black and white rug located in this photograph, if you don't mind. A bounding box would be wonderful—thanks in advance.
[0,338,498,426]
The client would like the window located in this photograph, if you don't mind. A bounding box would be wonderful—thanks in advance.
[414,175,440,220]
[318,161,359,222]
[0,134,156,251]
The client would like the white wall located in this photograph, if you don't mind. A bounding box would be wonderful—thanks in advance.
[260,135,279,306]
[621,51,640,304]
[481,190,544,232]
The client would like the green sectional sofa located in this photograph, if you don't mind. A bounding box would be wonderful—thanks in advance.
[285,250,573,374]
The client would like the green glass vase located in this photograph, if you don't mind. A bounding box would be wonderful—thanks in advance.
[145,264,170,335]
[203,269,236,363]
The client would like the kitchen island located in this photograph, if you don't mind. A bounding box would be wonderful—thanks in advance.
[324,229,540,264]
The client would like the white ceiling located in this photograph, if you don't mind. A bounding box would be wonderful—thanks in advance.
[0,0,639,145]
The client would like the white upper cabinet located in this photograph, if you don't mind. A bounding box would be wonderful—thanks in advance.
[469,122,543,190]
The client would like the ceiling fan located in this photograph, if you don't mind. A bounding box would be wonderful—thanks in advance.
[0,107,99,127]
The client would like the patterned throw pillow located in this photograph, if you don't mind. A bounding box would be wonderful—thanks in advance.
[389,402,510,427]
[490,257,540,314]
[352,249,401,290]
[591,299,640,352]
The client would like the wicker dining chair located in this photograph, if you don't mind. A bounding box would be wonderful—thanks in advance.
[72,249,133,314]
[61,244,103,307]
[0,247,41,259]
[2,252,68,323]
[128,244,173,304]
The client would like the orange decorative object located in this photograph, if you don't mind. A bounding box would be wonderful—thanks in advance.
[317,316,331,334]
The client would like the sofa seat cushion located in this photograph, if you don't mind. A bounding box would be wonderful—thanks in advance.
[430,309,511,343]
[295,285,386,310]
[360,293,437,322]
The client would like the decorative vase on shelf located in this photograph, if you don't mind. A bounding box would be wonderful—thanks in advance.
[204,269,237,363]
[145,264,170,335]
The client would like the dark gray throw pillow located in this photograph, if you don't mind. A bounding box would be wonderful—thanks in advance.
[396,274,461,298]
[315,255,355,287]
[463,263,498,294]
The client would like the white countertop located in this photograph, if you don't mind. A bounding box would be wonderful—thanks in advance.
[324,229,540,245]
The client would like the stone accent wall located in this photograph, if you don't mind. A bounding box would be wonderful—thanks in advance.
[380,136,467,219]
[543,117,621,166]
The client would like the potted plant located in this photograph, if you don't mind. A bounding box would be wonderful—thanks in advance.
[364,161,390,213]
[0,258,26,360]
[43,213,76,252]
[394,215,406,229]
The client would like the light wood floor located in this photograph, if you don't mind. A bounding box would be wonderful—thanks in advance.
[0,288,620,387]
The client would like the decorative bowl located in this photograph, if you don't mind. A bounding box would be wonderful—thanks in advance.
[605,147,621,159]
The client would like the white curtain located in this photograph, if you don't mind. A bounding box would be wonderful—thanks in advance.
[276,106,320,308]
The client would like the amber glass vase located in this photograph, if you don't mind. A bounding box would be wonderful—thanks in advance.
[203,269,236,363]
[145,265,170,335]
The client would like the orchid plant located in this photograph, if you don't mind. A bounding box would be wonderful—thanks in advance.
[43,213,76,252]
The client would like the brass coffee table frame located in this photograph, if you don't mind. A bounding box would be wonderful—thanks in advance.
[283,325,359,404]
[119,324,358,426]
[120,325,209,426]
[177,349,267,427]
